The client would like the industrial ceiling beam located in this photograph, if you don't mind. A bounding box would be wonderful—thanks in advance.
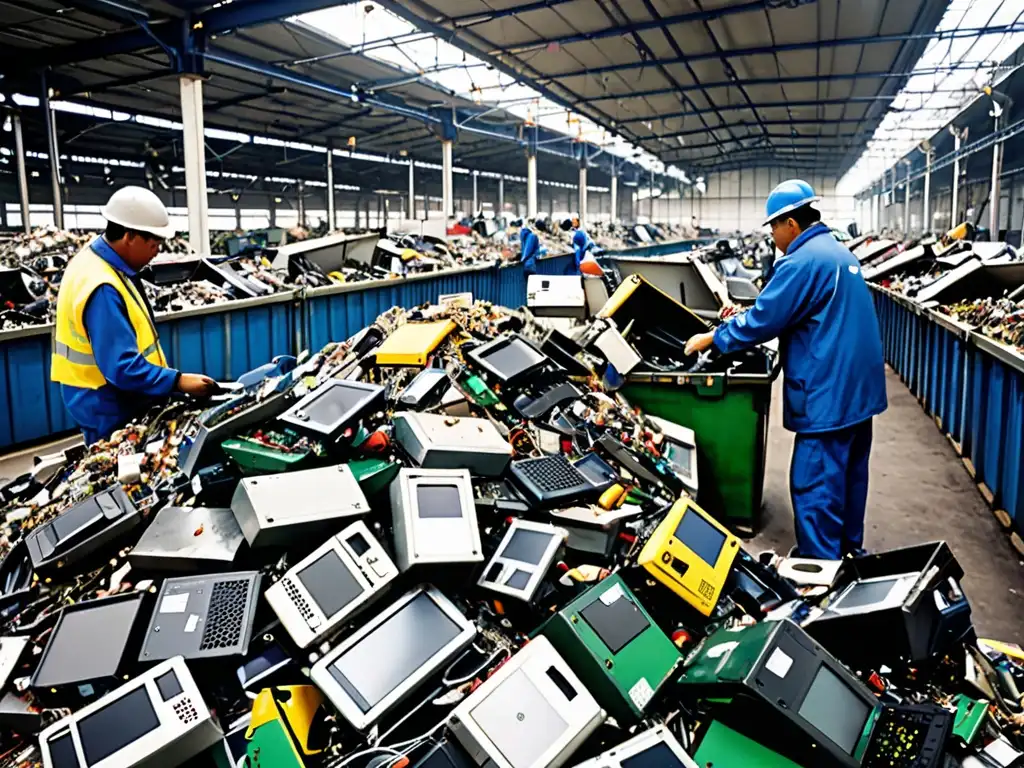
[639,117,910,142]
[206,86,287,112]
[548,24,1024,80]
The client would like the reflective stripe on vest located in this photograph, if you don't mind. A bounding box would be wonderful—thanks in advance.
[51,244,168,389]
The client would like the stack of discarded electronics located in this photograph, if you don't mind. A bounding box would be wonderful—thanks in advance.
[0,276,1015,768]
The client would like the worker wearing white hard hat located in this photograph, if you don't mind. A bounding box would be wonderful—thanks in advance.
[684,180,887,560]
[52,186,216,444]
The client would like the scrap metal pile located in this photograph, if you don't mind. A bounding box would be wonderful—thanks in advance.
[0,280,1016,768]
[940,296,1024,348]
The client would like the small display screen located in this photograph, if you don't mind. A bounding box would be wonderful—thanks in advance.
[621,742,687,768]
[346,532,371,557]
[329,592,463,712]
[50,495,108,544]
[673,509,727,566]
[416,485,464,519]
[47,731,78,768]
[505,569,531,591]
[834,578,901,612]
[298,384,374,429]
[478,338,546,381]
[297,551,365,619]
[665,443,694,478]
[501,528,552,566]
[797,666,873,755]
[579,591,650,655]
[79,685,161,766]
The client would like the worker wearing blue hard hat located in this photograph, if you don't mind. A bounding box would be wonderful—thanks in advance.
[685,179,887,560]
[560,215,595,273]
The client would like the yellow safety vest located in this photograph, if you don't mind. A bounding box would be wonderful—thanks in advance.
[51,244,168,389]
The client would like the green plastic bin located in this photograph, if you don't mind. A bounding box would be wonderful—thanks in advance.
[624,357,779,535]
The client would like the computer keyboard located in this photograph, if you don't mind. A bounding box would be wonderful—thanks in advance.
[509,455,593,508]
[863,704,952,768]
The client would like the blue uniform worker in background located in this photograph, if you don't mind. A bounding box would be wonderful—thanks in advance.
[51,186,217,444]
[560,215,595,273]
[516,219,545,277]
[685,180,887,559]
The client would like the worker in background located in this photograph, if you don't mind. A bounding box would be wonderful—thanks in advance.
[560,215,595,273]
[515,218,545,277]
[51,186,218,444]
[684,180,887,560]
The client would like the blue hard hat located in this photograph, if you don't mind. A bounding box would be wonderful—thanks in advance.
[764,179,820,226]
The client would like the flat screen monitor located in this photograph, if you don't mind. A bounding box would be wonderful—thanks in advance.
[621,743,688,768]
[501,528,552,565]
[478,520,566,603]
[279,380,385,439]
[416,485,463,519]
[312,587,475,730]
[797,665,873,755]
[674,508,727,566]
[827,572,918,616]
[296,550,364,619]
[665,443,694,479]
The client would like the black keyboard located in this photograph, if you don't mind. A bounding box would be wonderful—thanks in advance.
[863,704,952,768]
[509,455,594,508]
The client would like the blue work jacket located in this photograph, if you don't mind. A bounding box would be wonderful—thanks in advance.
[571,229,595,271]
[713,222,887,434]
[520,228,542,274]
[61,238,180,444]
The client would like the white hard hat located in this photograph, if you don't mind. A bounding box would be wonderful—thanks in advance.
[101,186,175,239]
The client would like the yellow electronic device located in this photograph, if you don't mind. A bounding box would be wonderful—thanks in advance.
[598,274,709,337]
[246,685,327,757]
[637,497,739,616]
[375,320,457,366]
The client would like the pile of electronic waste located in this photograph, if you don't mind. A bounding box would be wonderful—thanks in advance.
[0,276,1013,768]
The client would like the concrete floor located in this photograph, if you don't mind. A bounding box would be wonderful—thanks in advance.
[753,366,1024,643]
[2,369,1021,641]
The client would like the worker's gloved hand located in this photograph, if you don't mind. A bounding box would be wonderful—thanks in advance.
[177,373,218,398]
[684,331,716,358]
[719,305,739,320]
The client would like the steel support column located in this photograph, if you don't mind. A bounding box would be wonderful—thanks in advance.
[578,166,588,227]
[408,160,415,220]
[12,112,30,235]
[326,142,336,230]
[441,139,454,221]
[923,150,932,234]
[41,80,64,230]
[527,153,538,219]
[498,176,504,220]
[472,171,478,214]
[649,171,655,220]
[951,130,962,226]
[297,180,306,227]
[903,161,912,235]
[990,115,1003,238]
[180,75,209,252]
[610,169,618,224]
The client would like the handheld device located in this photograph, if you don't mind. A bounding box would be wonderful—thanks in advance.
[38,656,223,768]
[535,573,681,724]
[637,497,740,616]
[310,586,476,731]
[572,725,698,768]
[277,379,384,440]
[526,275,586,318]
[508,454,601,509]
[230,464,368,548]
[390,468,484,571]
[265,521,398,649]
[398,368,450,409]
[477,520,567,603]
[138,572,262,662]
[393,412,512,477]
[448,635,605,768]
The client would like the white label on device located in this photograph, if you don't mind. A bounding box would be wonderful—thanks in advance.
[629,678,654,711]
[766,648,794,678]
[184,615,199,633]
[600,583,624,605]
[160,594,189,614]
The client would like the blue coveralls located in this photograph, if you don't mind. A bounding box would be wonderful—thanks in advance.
[571,228,595,273]
[713,222,887,558]
[61,238,180,444]
[520,227,542,276]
